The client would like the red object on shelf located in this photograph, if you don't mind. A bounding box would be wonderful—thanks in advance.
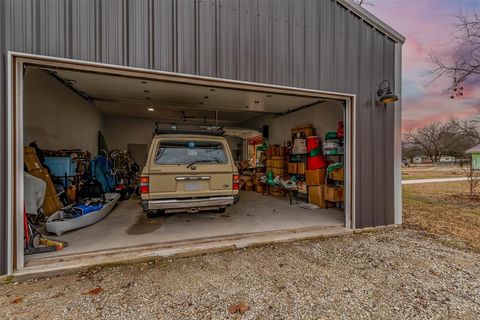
[308,155,326,169]
[337,121,344,138]
[306,136,320,152]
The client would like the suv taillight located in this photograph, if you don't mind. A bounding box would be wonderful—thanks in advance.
[233,174,239,190]
[140,176,149,194]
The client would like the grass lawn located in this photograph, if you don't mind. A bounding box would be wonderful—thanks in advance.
[402,164,465,180]
[403,181,480,251]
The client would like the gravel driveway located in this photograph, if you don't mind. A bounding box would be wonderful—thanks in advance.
[2,228,479,319]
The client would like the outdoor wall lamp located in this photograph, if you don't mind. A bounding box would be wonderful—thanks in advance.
[377,80,399,104]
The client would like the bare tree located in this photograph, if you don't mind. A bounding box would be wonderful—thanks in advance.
[463,163,480,197]
[448,118,480,143]
[404,122,462,162]
[431,10,480,95]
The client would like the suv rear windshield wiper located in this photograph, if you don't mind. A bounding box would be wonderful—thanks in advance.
[186,159,221,168]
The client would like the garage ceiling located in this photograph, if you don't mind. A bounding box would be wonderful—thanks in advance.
[30,66,327,126]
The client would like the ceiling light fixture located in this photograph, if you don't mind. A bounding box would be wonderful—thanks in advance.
[377,80,399,104]
[148,107,155,111]
[266,94,272,98]
[144,90,149,93]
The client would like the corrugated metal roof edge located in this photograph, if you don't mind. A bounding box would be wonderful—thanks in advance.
[338,0,406,44]
[466,144,480,154]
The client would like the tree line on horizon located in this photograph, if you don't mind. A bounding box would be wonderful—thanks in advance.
[403,118,480,162]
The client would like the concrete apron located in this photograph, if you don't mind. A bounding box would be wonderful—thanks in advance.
[4,225,351,282]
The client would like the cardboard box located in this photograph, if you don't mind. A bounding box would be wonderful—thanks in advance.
[267,146,285,156]
[239,160,251,170]
[287,162,297,174]
[324,186,344,202]
[305,168,326,186]
[268,156,285,168]
[296,163,306,175]
[269,186,283,196]
[29,168,62,215]
[292,124,314,139]
[255,184,265,193]
[328,167,344,181]
[308,185,326,208]
[24,146,43,171]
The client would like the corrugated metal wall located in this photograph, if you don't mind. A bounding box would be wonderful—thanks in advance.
[0,0,399,273]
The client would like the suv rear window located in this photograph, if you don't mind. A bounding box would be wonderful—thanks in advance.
[155,140,228,165]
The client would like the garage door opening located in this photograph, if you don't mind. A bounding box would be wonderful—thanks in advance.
[8,54,355,274]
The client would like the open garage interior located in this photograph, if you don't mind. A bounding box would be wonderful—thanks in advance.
[17,58,351,271]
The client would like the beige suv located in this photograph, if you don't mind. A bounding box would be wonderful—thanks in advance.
[140,134,240,217]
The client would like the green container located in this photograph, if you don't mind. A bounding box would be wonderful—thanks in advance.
[324,148,338,155]
[325,131,337,140]
[309,147,322,157]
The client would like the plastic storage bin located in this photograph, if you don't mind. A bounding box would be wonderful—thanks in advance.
[44,157,77,178]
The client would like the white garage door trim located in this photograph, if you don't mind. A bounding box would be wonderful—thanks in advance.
[6,51,356,274]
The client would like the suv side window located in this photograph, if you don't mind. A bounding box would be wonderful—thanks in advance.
[154,140,228,165]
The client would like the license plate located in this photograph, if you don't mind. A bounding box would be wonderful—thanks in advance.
[185,181,202,191]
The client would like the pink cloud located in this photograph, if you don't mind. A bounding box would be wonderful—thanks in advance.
[368,2,480,131]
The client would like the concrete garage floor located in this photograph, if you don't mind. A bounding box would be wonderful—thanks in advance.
[25,191,344,264]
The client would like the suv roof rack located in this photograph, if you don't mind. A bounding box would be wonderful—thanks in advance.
[154,122,225,136]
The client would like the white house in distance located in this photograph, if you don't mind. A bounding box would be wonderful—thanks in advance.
[412,155,455,164]
[412,156,426,164]
[439,156,456,164]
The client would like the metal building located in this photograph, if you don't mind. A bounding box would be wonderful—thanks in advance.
[0,0,405,275]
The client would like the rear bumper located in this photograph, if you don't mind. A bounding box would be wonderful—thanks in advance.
[142,195,239,212]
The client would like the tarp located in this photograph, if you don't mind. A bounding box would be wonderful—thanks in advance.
[24,172,46,215]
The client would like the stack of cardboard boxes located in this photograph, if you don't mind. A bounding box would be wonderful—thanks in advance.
[287,162,306,175]
[265,146,285,196]
[325,166,345,203]
[291,124,314,140]
[252,171,265,193]
[241,174,254,192]
[306,168,327,208]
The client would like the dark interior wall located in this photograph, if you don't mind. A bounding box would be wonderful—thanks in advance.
[0,0,401,274]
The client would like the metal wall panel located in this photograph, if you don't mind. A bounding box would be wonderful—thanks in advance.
[0,0,6,275]
[304,0,320,89]
[238,0,256,82]
[197,0,217,77]
[152,0,174,72]
[255,0,272,84]
[0,0,402,273]
[218,0,240,79]
[71,0,99,62]
[127,0,151,68]
[175,0,196,74]
[100,0,126,65]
